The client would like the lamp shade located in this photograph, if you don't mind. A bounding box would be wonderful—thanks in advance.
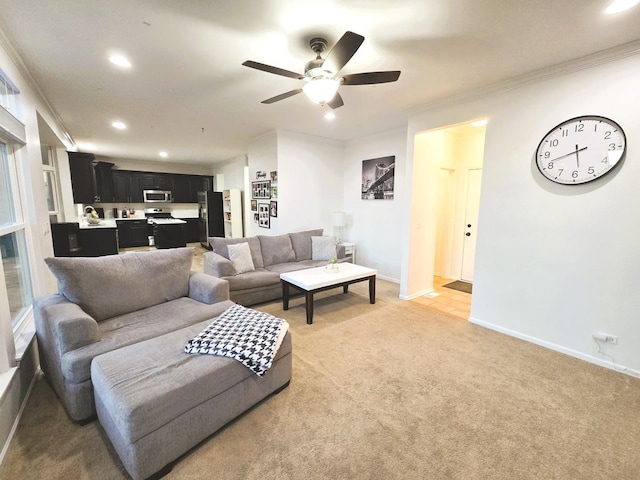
[302,78,340,104]
[332,211,346,227]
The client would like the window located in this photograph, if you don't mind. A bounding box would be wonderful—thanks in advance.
[0,143,33,329]
[41,145,60,223]
[0,69,21,119]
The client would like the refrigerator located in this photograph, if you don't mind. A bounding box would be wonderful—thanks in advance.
[198,190,224,248]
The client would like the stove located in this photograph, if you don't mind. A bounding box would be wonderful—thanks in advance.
[145,208,187,249]
[144,208,187,225]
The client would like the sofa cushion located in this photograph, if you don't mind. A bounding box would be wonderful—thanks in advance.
[61,297,235,383]
[265,260,327,274]
[209,236,264,269]
[222,269,281,291]
[258,234,296,267]
[289,229,323,261]
[45,248,194,322]
[311,236,337,261]
[227,242,255,274]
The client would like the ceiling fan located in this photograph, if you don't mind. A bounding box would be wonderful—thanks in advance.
[242,31,401,109]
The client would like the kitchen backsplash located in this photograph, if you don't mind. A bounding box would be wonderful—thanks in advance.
[76,203,199,219]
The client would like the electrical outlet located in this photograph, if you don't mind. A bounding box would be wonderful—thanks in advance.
[593,333,618,344]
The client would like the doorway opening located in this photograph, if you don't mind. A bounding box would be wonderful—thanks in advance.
[408,120,486,318]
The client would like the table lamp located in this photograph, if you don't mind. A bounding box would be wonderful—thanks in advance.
[332,211,346,243]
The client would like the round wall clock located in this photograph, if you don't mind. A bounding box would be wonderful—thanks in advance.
[535,115,626,185]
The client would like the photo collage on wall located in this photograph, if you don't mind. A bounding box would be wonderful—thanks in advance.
[252,170,278,227]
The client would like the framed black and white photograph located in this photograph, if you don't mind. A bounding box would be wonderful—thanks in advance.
[253,213,259,223]
[361,155,395,200]
[258,203,270,228]
[270,170,278,182]
[250,199,257,211]
[252,181,271,199]
[269,200,277,217]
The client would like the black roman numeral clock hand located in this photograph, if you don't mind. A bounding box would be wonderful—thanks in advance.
[535,116,626,185]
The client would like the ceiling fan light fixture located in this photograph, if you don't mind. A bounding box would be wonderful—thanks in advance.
[302,78,340,104]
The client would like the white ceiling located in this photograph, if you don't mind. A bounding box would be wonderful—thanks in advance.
[0,0,639,165]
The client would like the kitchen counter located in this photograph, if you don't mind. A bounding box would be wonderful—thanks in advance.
[79,219,117,229]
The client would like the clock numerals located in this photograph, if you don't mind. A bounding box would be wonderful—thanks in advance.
[535,116,626,185]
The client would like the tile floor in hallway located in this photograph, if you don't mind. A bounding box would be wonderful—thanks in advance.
[410,276,472,320]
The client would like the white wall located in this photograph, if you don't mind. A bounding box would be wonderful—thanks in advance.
[213,155,247,190]
[277,131,344,236]
[246,130,344,238]
[344,128,407,281]
[406,51,640,376]
[246,131,277,237]
[0,32,71,462]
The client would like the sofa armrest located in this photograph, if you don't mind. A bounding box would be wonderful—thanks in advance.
[189,272,230,304]
[203,251,236,278]
[38,299,100,354]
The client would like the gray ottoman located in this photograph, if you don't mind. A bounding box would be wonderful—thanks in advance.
[91,318,292,480]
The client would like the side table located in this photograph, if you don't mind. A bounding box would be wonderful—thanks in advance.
[339,242,356,264]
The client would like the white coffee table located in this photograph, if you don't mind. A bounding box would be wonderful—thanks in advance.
[280,263,377,324]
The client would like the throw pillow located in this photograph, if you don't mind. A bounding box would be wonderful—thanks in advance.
[227,242,255,274]
[311,236,337,261]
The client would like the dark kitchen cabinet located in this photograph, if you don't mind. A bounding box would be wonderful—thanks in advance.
[117,219,149,247]
[178,218,200,243]
[171,175,190,203]
[68,152,114,203]
[77,228,118,257]
[113,171,143,203]
[140,173,171,191]
[200,176,213,192]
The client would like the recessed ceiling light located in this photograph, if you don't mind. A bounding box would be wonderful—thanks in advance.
[324,111,336,120]
[109,54,131,68]
[112,121,126,130]
[159,151,168,158]
[605,0,639,13]
[471,119,488,127]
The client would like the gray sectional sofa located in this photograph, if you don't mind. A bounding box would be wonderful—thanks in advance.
[34,248,228,421]
[204,229,347,306]
[36,247,292,478]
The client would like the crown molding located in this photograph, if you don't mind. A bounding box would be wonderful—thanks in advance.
[0,23,75,149]
[410,40,640,115]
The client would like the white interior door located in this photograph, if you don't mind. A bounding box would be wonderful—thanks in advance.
[461,168,482,282]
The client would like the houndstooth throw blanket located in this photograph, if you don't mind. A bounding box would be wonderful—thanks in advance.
[184,304,289,377]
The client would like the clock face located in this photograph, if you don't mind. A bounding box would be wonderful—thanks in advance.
[535,115,626,185]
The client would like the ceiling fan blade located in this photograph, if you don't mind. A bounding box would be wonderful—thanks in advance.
[341,71,401,85]
[327,92,344,109]
[261,88,303,104]
[322,31,364,74]
[242,60,304,80]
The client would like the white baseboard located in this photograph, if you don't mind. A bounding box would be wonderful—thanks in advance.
[0,368,39,465]
[377,274,399,284]
[469,317,640,379]
[399,288,434,301]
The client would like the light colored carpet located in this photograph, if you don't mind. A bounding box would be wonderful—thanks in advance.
[2,280,640,480]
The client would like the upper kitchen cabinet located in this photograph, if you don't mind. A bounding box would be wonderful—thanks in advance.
[68,152,114,204]
[140,173,171,191]
[113,171,143,203]
[172,174,214,203]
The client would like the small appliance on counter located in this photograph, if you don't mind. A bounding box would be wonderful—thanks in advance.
[145,208,187,249]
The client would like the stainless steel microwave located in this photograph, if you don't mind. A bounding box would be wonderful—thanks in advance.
[143,190,172,203]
